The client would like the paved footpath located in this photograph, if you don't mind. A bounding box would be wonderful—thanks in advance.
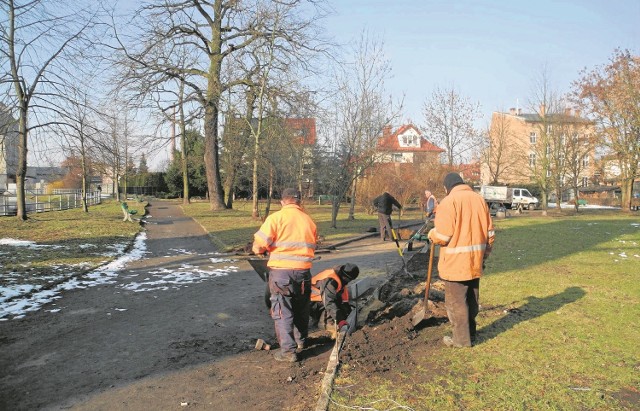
[0,201,275,410]
[0,200,415,410]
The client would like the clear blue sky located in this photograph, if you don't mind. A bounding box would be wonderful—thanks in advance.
[323,0,640,126]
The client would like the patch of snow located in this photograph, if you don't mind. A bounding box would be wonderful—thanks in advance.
[0,232,148,320]
[0,232,240,320]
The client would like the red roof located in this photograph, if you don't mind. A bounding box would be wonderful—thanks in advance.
[284,118,316,145]
[377,124,444,153]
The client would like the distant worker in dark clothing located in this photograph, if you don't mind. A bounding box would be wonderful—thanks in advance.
[309,264,360,337]
[372,192,402,241]
[428,173,495,348]
[252,188,317,362]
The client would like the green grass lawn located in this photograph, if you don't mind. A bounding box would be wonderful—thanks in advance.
[0,199,143,289]
[2,200,638,409]
[332,210,640,410]
[180,200,425,251]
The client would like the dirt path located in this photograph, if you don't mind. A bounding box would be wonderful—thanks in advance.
[0,201,423,411]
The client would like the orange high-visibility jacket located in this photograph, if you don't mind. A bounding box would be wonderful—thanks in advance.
[310,269,349,303]
[430,185,495,281]
[252,204,317,269]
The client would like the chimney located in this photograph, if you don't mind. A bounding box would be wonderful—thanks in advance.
[564,107,572,116]
[517,108,522,115]
[539,104,546,117]
[509,107,516,115]
[382,125,392,138]
[574,109,581,118]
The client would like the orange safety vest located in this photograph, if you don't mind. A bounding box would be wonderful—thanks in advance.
[430,184,495,281]
[252,204,317,269]
[310,269,350,303]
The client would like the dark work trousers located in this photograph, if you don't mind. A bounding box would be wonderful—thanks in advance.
[268,268,311,354]
[377,213,394,240]
[443,278,480,347]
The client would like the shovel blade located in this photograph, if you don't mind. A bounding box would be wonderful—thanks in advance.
[410,309,432,327]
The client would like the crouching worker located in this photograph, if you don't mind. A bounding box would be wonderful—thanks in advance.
[309,264,359,338]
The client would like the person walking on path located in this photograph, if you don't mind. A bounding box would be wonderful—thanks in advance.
[252,188,318,362]
[428,173,495,348]
[372,192,402,241]
[309,263,360,338]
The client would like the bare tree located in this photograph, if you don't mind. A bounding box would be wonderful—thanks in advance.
[111,0,328,211]
[0,0,101,220]
[320,31,402,228]
[220,90,254,208]
[526,68,563,214]
[572,49,640,211]
[561,122,595,212]
[483,111,523,184]
[422,86,482,166]
[55,84,102,212]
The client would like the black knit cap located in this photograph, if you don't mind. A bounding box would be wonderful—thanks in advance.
[339,263,360,282]
[443,172,464,192]
[281,188,300,200]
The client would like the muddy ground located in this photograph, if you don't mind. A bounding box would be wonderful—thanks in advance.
[0,201,449,411]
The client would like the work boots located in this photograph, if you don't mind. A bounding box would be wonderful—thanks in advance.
[274,350,298,363]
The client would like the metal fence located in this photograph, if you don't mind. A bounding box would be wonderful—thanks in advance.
[0,191,102,216]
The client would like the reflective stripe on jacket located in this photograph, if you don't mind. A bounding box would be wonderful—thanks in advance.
[430,185,495,281]
[252,204,317,269]
[310,269,349,303]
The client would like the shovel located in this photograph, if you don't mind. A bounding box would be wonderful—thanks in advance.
[411,241,435,328]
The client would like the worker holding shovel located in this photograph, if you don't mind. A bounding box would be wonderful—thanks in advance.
[428,173,494,347]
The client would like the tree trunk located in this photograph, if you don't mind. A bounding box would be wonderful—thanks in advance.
[224,170,235,209]
[15,108,28,221]
[251,139,260,219]
[621,178,633,211]
[81,146,88,213]
[348,175,357,221]
[203,104,226,210]
[265,166,274,219]
[331,199,340,229]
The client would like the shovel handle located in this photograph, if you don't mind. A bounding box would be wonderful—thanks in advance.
[424,241,435,310]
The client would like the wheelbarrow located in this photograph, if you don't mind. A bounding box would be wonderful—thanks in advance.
[248,257,272,309]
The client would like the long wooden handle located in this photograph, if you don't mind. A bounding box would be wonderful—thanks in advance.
[424,241,435,310]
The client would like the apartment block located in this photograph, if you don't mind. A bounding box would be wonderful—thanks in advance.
[482,105,596,188]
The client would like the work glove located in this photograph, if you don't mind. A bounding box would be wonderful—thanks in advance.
[427,228,436,242]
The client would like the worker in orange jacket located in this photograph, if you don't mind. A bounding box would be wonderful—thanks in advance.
[252,188,317,362]
[309,264,359,336]
[428,173,495,347]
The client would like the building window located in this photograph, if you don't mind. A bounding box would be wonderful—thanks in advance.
[392,153,403,162]
[400,134,418,147]
[582,156,589,167]
[529,153,536,167]
[582,177,589,187]
[529,132,537,144]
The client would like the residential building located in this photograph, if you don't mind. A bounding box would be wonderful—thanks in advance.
[375,124,444,166]
[483,106,596,189]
